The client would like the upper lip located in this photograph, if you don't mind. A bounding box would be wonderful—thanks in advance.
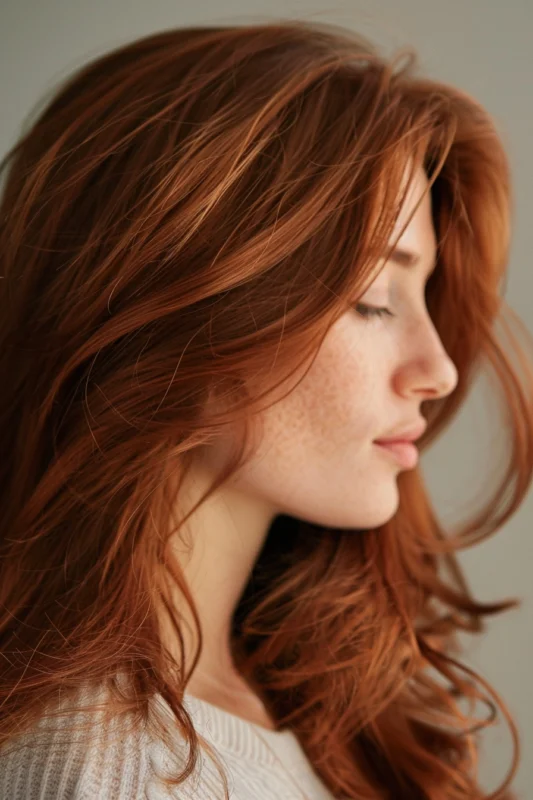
[374,420,427,444]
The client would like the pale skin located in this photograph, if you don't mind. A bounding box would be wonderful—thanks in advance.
[162,164,459,729]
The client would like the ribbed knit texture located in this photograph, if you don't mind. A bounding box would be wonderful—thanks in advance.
[0,681,338,799]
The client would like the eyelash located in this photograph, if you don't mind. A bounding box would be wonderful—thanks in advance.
[354,304,395,320]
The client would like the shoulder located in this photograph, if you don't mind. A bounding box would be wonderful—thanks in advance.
[0,708,149,799]
[0,686,198,799]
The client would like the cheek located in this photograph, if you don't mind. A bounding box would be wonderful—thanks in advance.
[287,363,374,454]
[241,331,380,477]
[295,330,379,450]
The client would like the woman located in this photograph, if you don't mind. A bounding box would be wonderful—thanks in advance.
[0,18,531,800]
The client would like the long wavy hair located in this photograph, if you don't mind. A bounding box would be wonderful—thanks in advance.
[1,18,532,800]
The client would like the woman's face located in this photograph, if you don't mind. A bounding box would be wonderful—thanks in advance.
[201,165,458,531]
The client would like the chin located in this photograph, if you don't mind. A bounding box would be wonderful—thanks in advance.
[307,490,400,531]
[347,487,400,530]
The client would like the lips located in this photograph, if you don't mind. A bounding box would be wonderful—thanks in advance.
[374,440,419,468]
[377,419,427,443]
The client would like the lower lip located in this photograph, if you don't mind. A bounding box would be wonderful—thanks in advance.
[374,440,419,468]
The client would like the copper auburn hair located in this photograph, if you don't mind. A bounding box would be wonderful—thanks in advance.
[1,18,533,800]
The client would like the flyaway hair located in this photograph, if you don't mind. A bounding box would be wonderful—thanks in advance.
[1,18,533,800]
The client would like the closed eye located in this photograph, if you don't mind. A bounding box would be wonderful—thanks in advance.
[354,304,395,320]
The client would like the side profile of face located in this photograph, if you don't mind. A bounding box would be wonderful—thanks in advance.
[195,164,459,532]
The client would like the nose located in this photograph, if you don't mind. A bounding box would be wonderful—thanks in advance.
[395,318,459,402]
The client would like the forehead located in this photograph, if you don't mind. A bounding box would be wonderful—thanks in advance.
[389,167,437,261]
[392,165,432,231]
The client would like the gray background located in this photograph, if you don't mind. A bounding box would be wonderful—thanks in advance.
[1,1,531,795]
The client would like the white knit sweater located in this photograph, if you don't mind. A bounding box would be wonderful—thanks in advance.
[0,682,338,799]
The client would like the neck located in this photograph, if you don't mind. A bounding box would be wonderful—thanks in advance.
[161,453,278,684]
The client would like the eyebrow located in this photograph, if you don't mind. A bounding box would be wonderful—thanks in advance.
[388,246,437,278]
